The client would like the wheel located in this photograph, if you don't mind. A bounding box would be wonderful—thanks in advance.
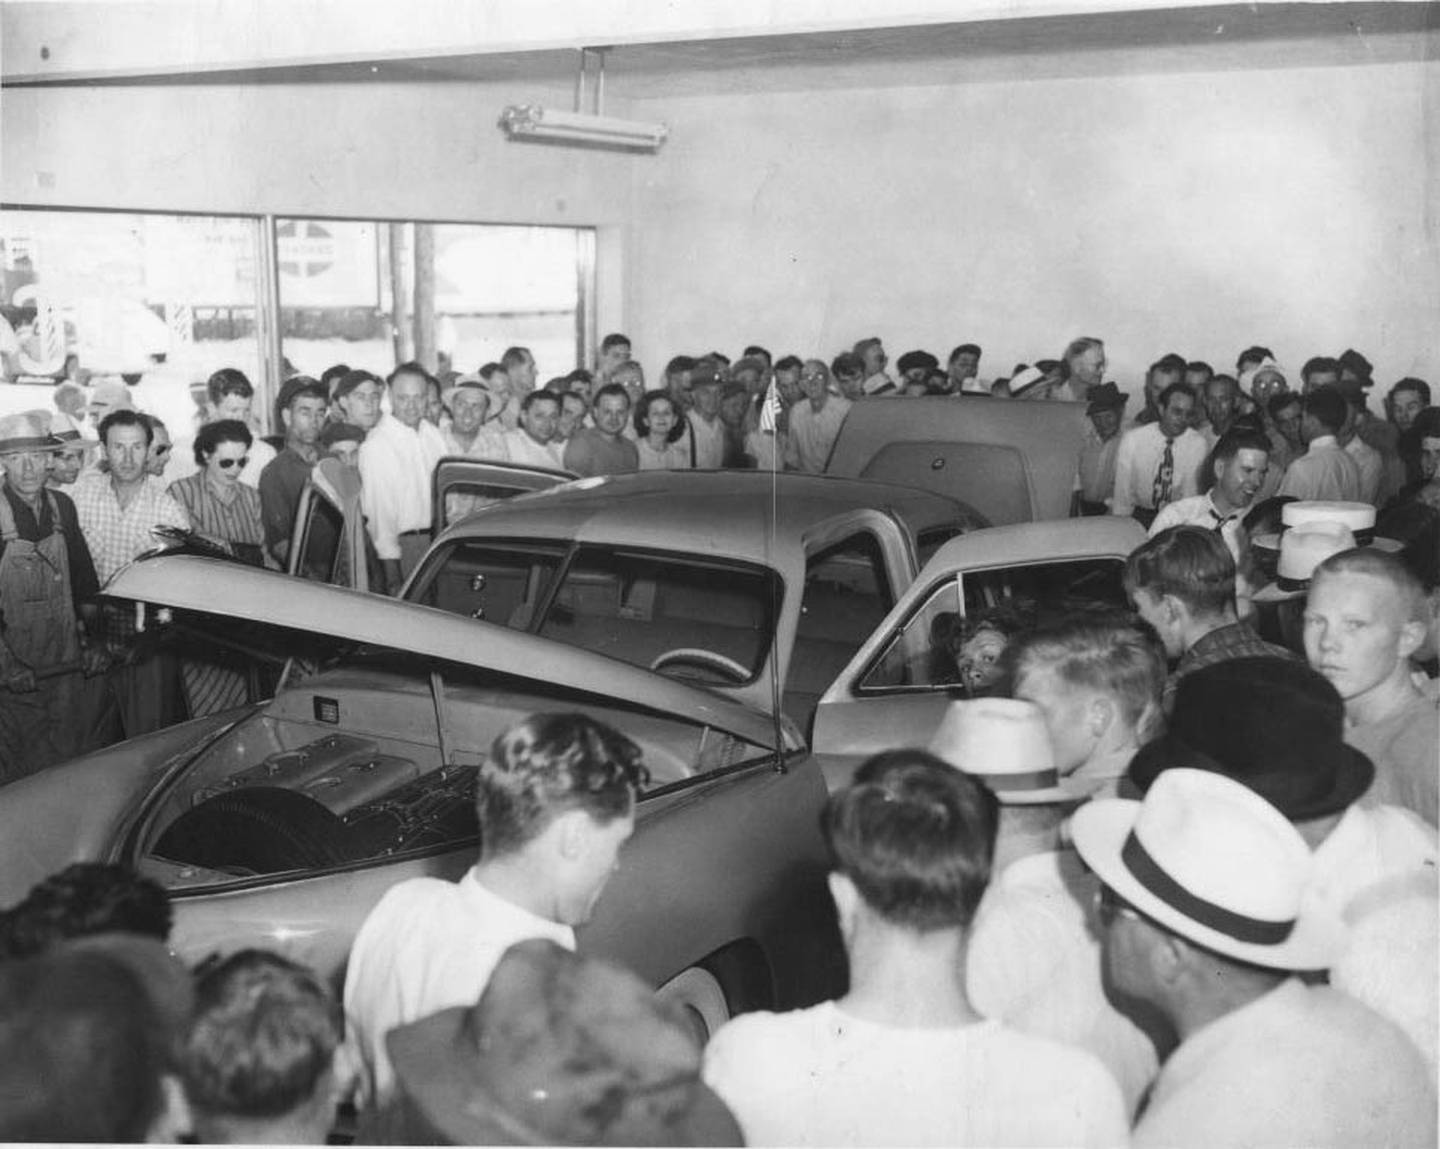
[648,647,750,683]
[655,966,732,1045]
[152,786,357,875]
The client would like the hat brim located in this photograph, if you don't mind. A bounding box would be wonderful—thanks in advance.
[388,1006,743,1147]
[984,776,1091,806]
[1252,581,1307,603]
[1127,734,1374,822]
[0,435,63,454]
[1071,800,1342,971]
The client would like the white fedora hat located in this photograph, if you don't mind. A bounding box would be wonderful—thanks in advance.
[1071,769,1341,970]
[928,698,1084,805]
[1253,520,1355,603]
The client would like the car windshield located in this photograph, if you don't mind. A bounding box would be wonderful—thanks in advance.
[407,541,782,686]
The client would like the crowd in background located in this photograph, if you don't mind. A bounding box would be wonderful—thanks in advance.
[0,326,1436,1145]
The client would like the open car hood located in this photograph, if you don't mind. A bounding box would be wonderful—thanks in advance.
[825,397,1087,525]
[103,554,788,751]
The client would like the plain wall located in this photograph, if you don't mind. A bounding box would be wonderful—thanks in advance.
[624,58,1439,391]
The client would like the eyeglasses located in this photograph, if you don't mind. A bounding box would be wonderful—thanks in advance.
[216,456,250,470]
[1093,884,1143,929]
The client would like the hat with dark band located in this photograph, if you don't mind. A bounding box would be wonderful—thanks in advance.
[0,411,63,455]
[1085,382,1129,415]
[929,698,1086,805]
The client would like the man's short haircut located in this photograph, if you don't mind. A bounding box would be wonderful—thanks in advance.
[949,343,982,362]
[822,748,997,932]
[831,351,865,380]
[98,408,152,447]
[852,337,882,357]
[140,412,168,435]
[1391,377,1432,405]
[1062,337,1103,367]
[896,350,939,374]
[742,345,771,364]
[592,382,631,408]
[1301,356,1341,382]
[1157,352,1188,373]
[1125,525,1237,617]
[500,346,533,371]
[600,333,631,354]
[318,363,351,393]
[773,354,803,374]
[386,360,430,388]
[664,354,697,378]
[1311,547,1427,625]
[543,375,570,394]
[1010,615,1165,736]
[477,713,649,857]
[181,949,342,1122]
[1303,386,1348,434]
[206,367,255,406]
[1268,390,1302,419]
[193,419,254,467]
[1157,381,1197,409]
[520,389,560,415]
[279,377,328,413]
[1236,345,1275,371]
[1186,360,1214,382]
[1211,427,1271,465]
[478,362,508,383]
[0,863,171,960]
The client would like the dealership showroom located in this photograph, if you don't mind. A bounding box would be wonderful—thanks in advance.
[0,1,1437,1144]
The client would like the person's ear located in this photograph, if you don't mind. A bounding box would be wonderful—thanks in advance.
[147,1073,193,1144]
[552,808,592,862]
[1398,619,1427,662]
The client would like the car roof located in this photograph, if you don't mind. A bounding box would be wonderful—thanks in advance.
[440,470,974,563]
[918,514,1148,579]
[103,554,786,750]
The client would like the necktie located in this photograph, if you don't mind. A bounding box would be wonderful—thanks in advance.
[1152,437,1175,509]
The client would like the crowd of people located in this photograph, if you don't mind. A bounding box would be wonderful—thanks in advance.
[0,328,1436,1144]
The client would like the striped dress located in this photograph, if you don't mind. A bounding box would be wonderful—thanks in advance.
[167,472,267,716]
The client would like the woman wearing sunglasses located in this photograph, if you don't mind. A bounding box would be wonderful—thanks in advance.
[167,419,270,715]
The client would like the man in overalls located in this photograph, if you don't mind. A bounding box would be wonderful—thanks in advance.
[0,411,114,784]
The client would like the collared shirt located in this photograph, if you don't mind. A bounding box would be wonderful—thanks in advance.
[358,414,446,561]
[562,428,639,478]
[71,471,190,583]
[1276,436,1363,502]
[703,997,1128,1148]
[687,414,725,469]
[343,868,574,1104]
[1167,621,1297,710]
[1111,423,1208,517]
[785,396,852,474]
[1344,434,1384,504]
[257,447,315,557]
[1077,426,1122,506]
[167,472,264,550]
[1348,692,1440,825]
[498,428,564,470]
[965,848,1159,1116]
[0,483,99,618]
[1133,979,1435,1149]
[1149,492,1254,601]
[440,424,507,461]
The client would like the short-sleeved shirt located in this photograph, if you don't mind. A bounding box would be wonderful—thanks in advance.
[703,999,1128,1147]
[70,471,190,583]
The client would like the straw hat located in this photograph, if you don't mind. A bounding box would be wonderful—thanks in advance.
[1071,769,1341,970]
[0,411,62,455]
[1252,521,1356,603]
[928,698,1085,805]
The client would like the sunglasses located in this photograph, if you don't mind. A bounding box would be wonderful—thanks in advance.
[216,456,250,470]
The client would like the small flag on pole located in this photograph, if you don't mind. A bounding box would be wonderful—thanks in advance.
[759,379,781,435]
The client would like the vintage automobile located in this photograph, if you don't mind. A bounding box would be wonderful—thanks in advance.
[0,556,844,1035]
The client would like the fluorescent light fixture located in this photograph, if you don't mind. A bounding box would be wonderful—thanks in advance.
[499,105,668,151]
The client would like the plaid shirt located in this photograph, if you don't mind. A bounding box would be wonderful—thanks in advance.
[1166,622,1299,710]
[71,472,190,584]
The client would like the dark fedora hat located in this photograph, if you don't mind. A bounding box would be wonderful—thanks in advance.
[1085,382,1128,414]
[386,938,741,1147]
[1129,657,1374,821]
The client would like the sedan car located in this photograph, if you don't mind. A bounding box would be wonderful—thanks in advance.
[0,555,844,1036]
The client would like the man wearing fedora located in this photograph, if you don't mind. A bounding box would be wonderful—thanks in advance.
[344,712,649,1109]
[380,938,742,1146]
[703,744,1128,1147]
[1125,526,1295,710]
[1304,548,1438,825]
[1128,657,1437,1078]
[939,697,1163,1116]
[1076,382,1127,515]
[1075,768,1434,1148]
[0,410,116,781]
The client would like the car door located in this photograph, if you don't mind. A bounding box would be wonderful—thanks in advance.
[810,516,1147,767]
[430,456,575,534]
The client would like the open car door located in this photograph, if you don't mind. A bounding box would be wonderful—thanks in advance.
[286,457,370,592]
[431,455,576,534]
[825,396,1087,525]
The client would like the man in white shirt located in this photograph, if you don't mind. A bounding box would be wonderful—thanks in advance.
[1075,767,1434,1149]
[167,368,276,489]
[358,364,446,593]
[1339,401,1384,504]
[1278,387,1362,502]
[853,336,895,396]
[784,359,852,474]
[1076,383,1127,513]
[1111,382,1208,527]
[500,391,564,469]
[344,713,649,1110]
[703,747,1128,1148]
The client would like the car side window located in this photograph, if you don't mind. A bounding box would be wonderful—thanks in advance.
[859,557,1130,694]
[407,541,566,629]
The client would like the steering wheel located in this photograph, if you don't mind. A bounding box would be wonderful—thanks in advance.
[649,647,750,683]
